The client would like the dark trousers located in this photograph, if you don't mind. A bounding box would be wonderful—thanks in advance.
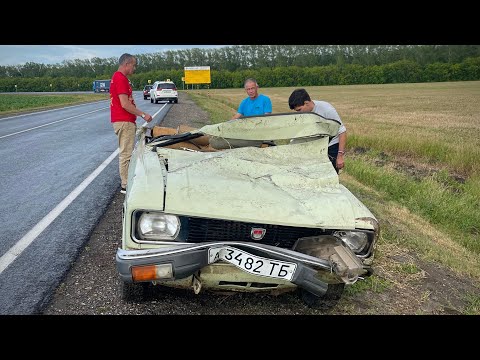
[328,143,339,174]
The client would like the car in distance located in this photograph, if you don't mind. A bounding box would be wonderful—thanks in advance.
[150,80,178,104]
[143,85,153,100]
[93,79,111,93]
[116,112,379,308]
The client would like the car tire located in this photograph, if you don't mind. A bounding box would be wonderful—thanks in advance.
[144,96,147,100]
[121,281,154,302]
[174,99,178,104]
[299,283,345,309]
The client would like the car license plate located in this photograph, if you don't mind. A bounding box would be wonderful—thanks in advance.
[208,246,296,281]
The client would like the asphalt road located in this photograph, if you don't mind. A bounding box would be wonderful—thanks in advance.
[0,92,171,314]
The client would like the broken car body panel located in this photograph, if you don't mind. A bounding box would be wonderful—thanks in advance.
[117,112,379,305]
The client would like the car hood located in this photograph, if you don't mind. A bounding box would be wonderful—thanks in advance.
[161,138,362,228]
[134,113,374,230]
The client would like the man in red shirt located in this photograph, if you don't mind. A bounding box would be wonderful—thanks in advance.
[110,53,152,194]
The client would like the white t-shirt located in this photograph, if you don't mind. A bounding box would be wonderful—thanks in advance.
[312,100,346,146]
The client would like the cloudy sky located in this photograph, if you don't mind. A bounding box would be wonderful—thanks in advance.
[0,45,228,66]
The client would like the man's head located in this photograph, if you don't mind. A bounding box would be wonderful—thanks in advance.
[244,78,260,100]
[288,88,314,112]
[118,53,137,76]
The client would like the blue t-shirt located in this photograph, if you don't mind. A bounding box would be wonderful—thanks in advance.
[237,94,272,117]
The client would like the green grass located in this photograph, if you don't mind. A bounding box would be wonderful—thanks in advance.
[463,293,480,315]
[342,174,480,280]
[0,93,108,115]
[187,91,236,124]
[396,263,421,274]
[344,275,392,295]
[346,154,480,254]
[347,132,480,178]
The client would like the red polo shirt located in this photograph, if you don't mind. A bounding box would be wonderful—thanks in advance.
[110,71,136,123]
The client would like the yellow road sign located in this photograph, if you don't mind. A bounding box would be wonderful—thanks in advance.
[184,66,211,84]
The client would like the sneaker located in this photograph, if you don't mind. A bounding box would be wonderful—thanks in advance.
[120,187,126,194]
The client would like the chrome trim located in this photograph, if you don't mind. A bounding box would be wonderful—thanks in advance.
[117,241,332,270]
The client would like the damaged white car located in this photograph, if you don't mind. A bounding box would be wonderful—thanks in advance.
[116,112,379,307]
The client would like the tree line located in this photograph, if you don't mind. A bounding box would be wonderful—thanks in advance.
[2,45,479,78]
[0,45,479,92]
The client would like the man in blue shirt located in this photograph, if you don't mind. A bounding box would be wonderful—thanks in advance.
[231,78,272,119]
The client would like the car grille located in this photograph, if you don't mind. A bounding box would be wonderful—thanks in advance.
[185,217,327,249]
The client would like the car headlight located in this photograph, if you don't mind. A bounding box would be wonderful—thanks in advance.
[333,230,369,253]
[137,212,180,240]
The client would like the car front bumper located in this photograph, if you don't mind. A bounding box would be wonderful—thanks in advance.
[116,241,364,297]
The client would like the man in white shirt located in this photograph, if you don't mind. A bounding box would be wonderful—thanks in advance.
[288,88,346,173]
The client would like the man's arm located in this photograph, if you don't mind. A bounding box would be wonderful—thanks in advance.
[119,94,152,122]
[336,131,347,170]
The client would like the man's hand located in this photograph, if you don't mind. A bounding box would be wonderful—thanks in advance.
[142,113,153,122]
[336,152,345,170]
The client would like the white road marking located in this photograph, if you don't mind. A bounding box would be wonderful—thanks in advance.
[153,105,166,118]
[0,95,166,274]
[0,149,119,275]
[0,100,107,121]
[1,96,167,139]
[0,107,108,139]
[143,104,167,127]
